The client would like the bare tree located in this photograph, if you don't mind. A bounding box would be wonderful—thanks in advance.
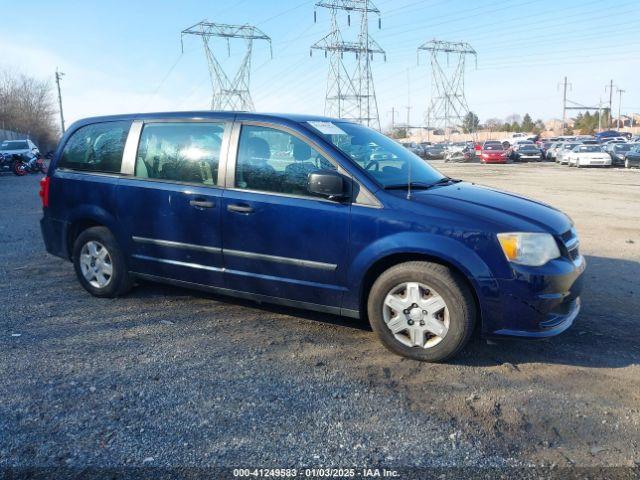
[0,70,60,150]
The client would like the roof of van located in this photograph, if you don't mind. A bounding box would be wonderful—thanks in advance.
[69,111,350,128]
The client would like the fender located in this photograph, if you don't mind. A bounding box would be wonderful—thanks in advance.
[346,231,502,328]
[65,204,127,254]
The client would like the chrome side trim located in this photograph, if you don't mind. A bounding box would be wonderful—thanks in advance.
[132,236,222,254]
[121,120,143,175]
[130,272,359,319]
[224,249,337,271]
[132,254,223,272]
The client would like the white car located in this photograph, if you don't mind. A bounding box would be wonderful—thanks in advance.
[567,145,611,168]
[555,142,581,164]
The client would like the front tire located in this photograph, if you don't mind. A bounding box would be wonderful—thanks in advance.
[72,226,133,298]
[367,262,476,362]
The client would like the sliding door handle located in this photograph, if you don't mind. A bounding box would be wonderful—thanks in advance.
[227,203,254,214]
[189,199,215,208]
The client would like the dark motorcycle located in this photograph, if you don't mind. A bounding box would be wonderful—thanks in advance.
[10,153,47,176]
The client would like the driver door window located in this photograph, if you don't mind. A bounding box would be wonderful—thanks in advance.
[235,125,336,197]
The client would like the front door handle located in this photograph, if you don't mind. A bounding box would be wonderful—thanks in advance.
[189,199,215,208]
[227,203,254,214]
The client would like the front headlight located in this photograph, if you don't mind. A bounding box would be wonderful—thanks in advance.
[497,232,561,266]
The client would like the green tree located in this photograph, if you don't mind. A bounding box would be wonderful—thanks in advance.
[521,113,534,132]
[462,111,479,133]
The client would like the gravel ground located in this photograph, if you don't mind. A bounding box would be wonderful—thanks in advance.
[1,163,639,474]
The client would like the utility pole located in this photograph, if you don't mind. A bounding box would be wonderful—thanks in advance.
[598,98,602,132]
[605,79,614,128]
[55,68,65,134]
[617,87,625,130]
[560,76,569,133]
[388,106,396,129]
[405,106,411,127]
[181,22,272,111]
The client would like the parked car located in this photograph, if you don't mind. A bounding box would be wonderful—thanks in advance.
[601,137,627,145]
[604,143,636,167]
[480,143,507,164]
[422,143,445,160]
[400,141,424,157]
[546,142,562,161]
[0,138,40,158]
[40,112,585,362]
[555,142,582,165]
[566,145,611,168]
[623,144,640,168]
[512,143,543,162]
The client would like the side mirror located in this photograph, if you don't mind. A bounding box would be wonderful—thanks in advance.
[307,170,346,200]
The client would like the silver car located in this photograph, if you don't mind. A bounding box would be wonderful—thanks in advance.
[0,139,40,158]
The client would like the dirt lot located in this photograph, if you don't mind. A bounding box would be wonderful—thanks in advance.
[1,163,639,473]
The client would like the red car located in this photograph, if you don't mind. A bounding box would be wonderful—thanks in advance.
[480,143,507,164]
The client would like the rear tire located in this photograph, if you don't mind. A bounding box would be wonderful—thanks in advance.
[367,261,476,362]
[72,226,133,298]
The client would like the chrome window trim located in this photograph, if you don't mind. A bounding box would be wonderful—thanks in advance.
[132,236,222,254]
[122,118,233,188]
[54,168,122,179]
[225,120,381,207]
[224,249,337,271]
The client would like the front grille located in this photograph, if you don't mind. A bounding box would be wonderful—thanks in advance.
[568,246,580,261]
[560,228,580,262]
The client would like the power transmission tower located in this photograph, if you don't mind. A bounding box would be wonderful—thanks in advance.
[311,1,385,130]
[181,22,272,111]
[55,68,65,134]
[417,40,477,139]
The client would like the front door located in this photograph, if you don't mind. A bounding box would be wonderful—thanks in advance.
[117,120,229,286]
[221,123,350,308]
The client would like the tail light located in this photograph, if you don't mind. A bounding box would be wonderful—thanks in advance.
[39,176,50,208]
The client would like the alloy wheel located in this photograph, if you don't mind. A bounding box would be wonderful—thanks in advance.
[79,241,113,288]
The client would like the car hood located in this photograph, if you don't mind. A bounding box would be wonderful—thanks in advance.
[396,182,572,235]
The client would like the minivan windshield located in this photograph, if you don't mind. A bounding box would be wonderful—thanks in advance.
[307,121,444,188]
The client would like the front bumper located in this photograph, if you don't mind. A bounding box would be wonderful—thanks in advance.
[485,254,586,339]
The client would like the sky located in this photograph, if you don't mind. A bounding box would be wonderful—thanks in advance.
[1,0,639,130]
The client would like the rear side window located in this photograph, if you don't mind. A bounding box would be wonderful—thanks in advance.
[58,121,131,173]
[135,122,225,186]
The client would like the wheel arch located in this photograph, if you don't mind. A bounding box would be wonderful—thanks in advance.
[65,207,123,260]
[358,252,483,327]
[350,234,500,333]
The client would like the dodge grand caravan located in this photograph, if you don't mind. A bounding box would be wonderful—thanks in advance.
[40,112,585,362]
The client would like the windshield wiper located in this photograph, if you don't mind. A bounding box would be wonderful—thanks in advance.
[384,181,435,190]
[383,177,461,190]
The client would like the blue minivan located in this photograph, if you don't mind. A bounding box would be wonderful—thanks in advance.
[40,112,585,361]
